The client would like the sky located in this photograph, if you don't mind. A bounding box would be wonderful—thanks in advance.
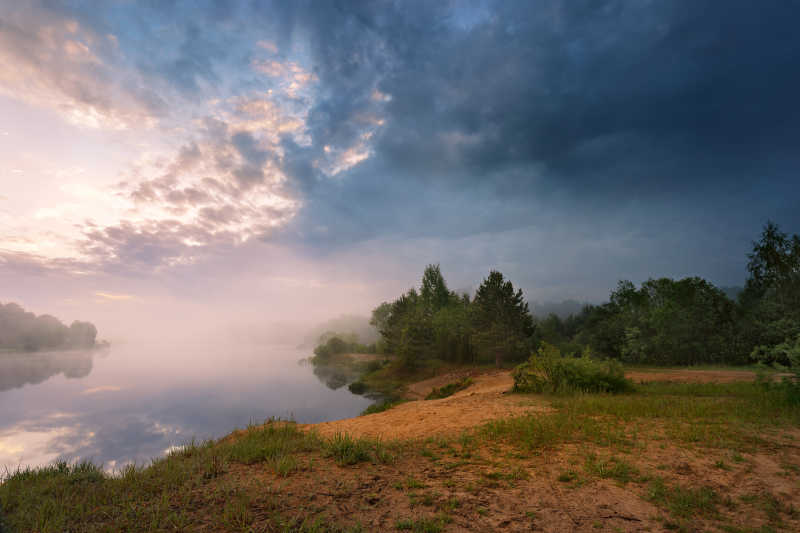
[1,0,798,339]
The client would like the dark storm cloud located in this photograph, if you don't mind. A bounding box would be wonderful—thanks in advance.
[4,1,797,291]
[255,0,800,276]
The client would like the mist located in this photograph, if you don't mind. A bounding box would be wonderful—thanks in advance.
[2,0,799,486]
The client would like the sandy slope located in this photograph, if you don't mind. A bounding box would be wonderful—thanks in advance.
[308,368,765,440]
[310,370,550,440]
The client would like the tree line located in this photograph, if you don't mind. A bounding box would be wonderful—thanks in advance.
[0,302,98,352]
[368,222,800,368]
[369,265,534,367]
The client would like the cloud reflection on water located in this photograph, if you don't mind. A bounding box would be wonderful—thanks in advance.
[0,343,373,471]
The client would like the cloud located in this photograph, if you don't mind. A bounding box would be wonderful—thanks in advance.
[94,292,134,301]
[81,385,122,395]
[0,3,166,129]
[78,108,303,271]
[2,0,799,295]
[254,1,800,265]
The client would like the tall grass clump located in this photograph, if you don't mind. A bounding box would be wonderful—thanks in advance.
[221,419,319,466]
[0,461,110,532]
[512,342,633,394]
[322,433,394,465]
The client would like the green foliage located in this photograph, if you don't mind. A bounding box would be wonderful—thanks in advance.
[549,222,800,368]
[372,265,534,369]
[425,377,473,400]
[512,342,632,394]
[361,399,406,415]
[368,221,798,372]
[420,264,451,314]
[471,270,534,366]
[753,333,800,369]
[613,277,741,365]
[431,297,473,364]
[753,333,800,405]
[398,306,435,368]
[313,334,375,361]
[742,222,800,368]
[347,381,367,394]
[744,221,800,303]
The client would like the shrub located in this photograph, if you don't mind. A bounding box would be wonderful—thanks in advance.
[364,359,384,373]
[313,336,349,360]
[361,399,406,416]
[754,333,800,405]
[512,342,632,394]
[425,377,473,400]
[348,381,367,394]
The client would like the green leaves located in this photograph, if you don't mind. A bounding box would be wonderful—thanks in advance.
[471,270,534,366]
[512,342,632,394]
[374,266,534,368]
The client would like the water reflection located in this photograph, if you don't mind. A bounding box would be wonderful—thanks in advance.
[0,350,97,392]
[308,360,362,390]
[0,342,373,471]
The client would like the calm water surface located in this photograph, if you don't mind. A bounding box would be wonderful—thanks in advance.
[0,340,372,471]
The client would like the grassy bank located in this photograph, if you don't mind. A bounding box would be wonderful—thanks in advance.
[352,358,500,399]
[3,378,799,532]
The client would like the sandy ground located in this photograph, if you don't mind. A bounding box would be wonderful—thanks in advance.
[308,368,768,440]
[311,370,550,440]
[286,367,800,531]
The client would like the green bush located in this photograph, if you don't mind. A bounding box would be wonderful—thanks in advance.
[754,333,800,405]
[361,399,406,415]
[348,381,367,394]
[512,342,632,394]
[364,359,384,373]
[425,377,473,400]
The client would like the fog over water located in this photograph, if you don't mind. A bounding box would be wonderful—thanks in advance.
[0,339,372,472]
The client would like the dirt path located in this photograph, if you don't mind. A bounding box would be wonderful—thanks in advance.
[308,367,766,440]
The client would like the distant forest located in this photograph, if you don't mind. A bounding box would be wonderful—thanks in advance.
[0,302,98,352]
[359,222,799,368]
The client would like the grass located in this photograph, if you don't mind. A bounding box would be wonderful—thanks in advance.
[222,420,318,466]
[623,363,777,373]
[558,383,793,444]
[0,420,395,532]
[322,433,396,466]
[3,378,799,531]
[395,514,451,532]
[361,398,407,416]
[583,453,640,484]
[647,477,719,519]
[425,377,473,400]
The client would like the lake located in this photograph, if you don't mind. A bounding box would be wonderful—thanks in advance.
[0,340,373,472]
